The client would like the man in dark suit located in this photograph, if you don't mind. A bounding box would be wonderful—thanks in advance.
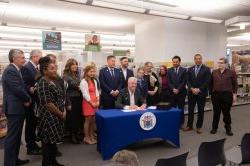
[167,56,187,128]
[184,54,211,134]
[119,57,134,88]
[99,55,123,109]
[3,49,31,166]
[21,50,42,155]
[115,77,146,110]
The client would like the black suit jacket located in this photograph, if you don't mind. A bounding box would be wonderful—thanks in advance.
[167,66,187,95]
[2,64,30,115]
[187,64,211,97]
[120,68,134,88]
[99,67,123,101]
[115,88,145,109]
[21,61,38,97]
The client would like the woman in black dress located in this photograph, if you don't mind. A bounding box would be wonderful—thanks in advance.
[63,58,82,144]
[36,57,65,166]
[144,62,160,106]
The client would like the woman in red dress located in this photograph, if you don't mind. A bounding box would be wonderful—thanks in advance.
[80,65,99,144]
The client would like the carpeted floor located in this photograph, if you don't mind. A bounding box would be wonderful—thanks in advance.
[0,105,250,166]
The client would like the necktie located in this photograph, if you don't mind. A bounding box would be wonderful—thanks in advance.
[111,69,115,78]
[195,65,200,77]
[175,68,178,74]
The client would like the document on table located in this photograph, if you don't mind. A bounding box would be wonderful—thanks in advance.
[147,106,157,109]
[121,109,137,112]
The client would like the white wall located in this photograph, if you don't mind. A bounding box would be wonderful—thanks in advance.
[135,17,227,64]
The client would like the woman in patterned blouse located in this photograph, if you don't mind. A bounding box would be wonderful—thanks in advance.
[36,56,66,166]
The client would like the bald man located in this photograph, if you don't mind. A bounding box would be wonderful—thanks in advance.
[115,77,146,110]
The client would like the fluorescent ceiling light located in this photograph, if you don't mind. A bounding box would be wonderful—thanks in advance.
[92,1,146,13]
[240,24,246,30]
[226,44,241,47]
[57,0,88,4]
[7,4,133,28]
[149,10,189,19]
[229,34,250,41]
[190,17,223,23]
[150,0,232,11]
[232,22,250,27]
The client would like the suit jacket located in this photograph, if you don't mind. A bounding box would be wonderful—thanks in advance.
[187,64,211,97]
[119,68,134,88]
[167,66,187,95]
[115,88,145,109]
[137,77,148,99]
[21,61,38,97]
[2,64,30,115]
[99,67,123,101]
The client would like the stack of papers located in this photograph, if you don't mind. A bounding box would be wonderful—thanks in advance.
[121,109,137,112]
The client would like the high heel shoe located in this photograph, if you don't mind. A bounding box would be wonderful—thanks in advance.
[71,134,80,144]
[83,137,95,145]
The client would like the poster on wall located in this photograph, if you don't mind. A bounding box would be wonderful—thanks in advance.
[85,34,101,52]
[113,50,130,57]
[232,50,250,73]
[42,31,62,50]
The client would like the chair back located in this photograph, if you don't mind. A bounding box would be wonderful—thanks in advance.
[198,138,226,166]
[241,133,250,164]
[155,152,189,166]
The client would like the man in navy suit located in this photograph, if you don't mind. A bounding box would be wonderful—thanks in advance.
[21,50,42,155]
[3,49,31,166]
[99,55,123,109]
[167,56,187,128]
[119,57,134,88]
[184,54,211,134]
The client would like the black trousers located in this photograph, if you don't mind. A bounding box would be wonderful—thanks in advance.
[187,94,206,128]
[4,114,25,166]
[101,99,115,109]
[159,89,169,102]
[169,92,186,125]
[211,91,233,131]
[42,142,57,166]
[25,104,38,150]
[66,96,83,134]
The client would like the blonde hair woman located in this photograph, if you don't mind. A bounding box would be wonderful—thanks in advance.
[80,65,100,144]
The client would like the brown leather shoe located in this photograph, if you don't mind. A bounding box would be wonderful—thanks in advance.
[196,128,203,134]
[183,127,193,131]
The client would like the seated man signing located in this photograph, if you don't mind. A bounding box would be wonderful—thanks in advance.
[115,77,146,110]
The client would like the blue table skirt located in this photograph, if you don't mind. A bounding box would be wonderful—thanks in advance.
[96,108,181,160]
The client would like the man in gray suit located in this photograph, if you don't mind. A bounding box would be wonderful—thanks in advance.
[3,49,31,166]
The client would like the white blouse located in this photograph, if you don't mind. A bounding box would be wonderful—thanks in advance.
[80,79,99,102]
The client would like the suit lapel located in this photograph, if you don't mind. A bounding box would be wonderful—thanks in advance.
[124,89,130,105]
[11,64,23,81]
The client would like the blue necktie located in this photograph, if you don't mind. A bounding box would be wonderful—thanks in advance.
[111,69,115,78]
[195,65,200,77]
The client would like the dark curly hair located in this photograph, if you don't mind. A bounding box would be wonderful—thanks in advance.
[39,56,53,76]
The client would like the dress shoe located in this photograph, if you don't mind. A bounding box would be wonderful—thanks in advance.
[226,130,234,136]
[210,129,217,134]
[71,134,80,144]
[16,159,30,165]
[183,127,193,131]
[196,128,203,134]
[27,148,42,155]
